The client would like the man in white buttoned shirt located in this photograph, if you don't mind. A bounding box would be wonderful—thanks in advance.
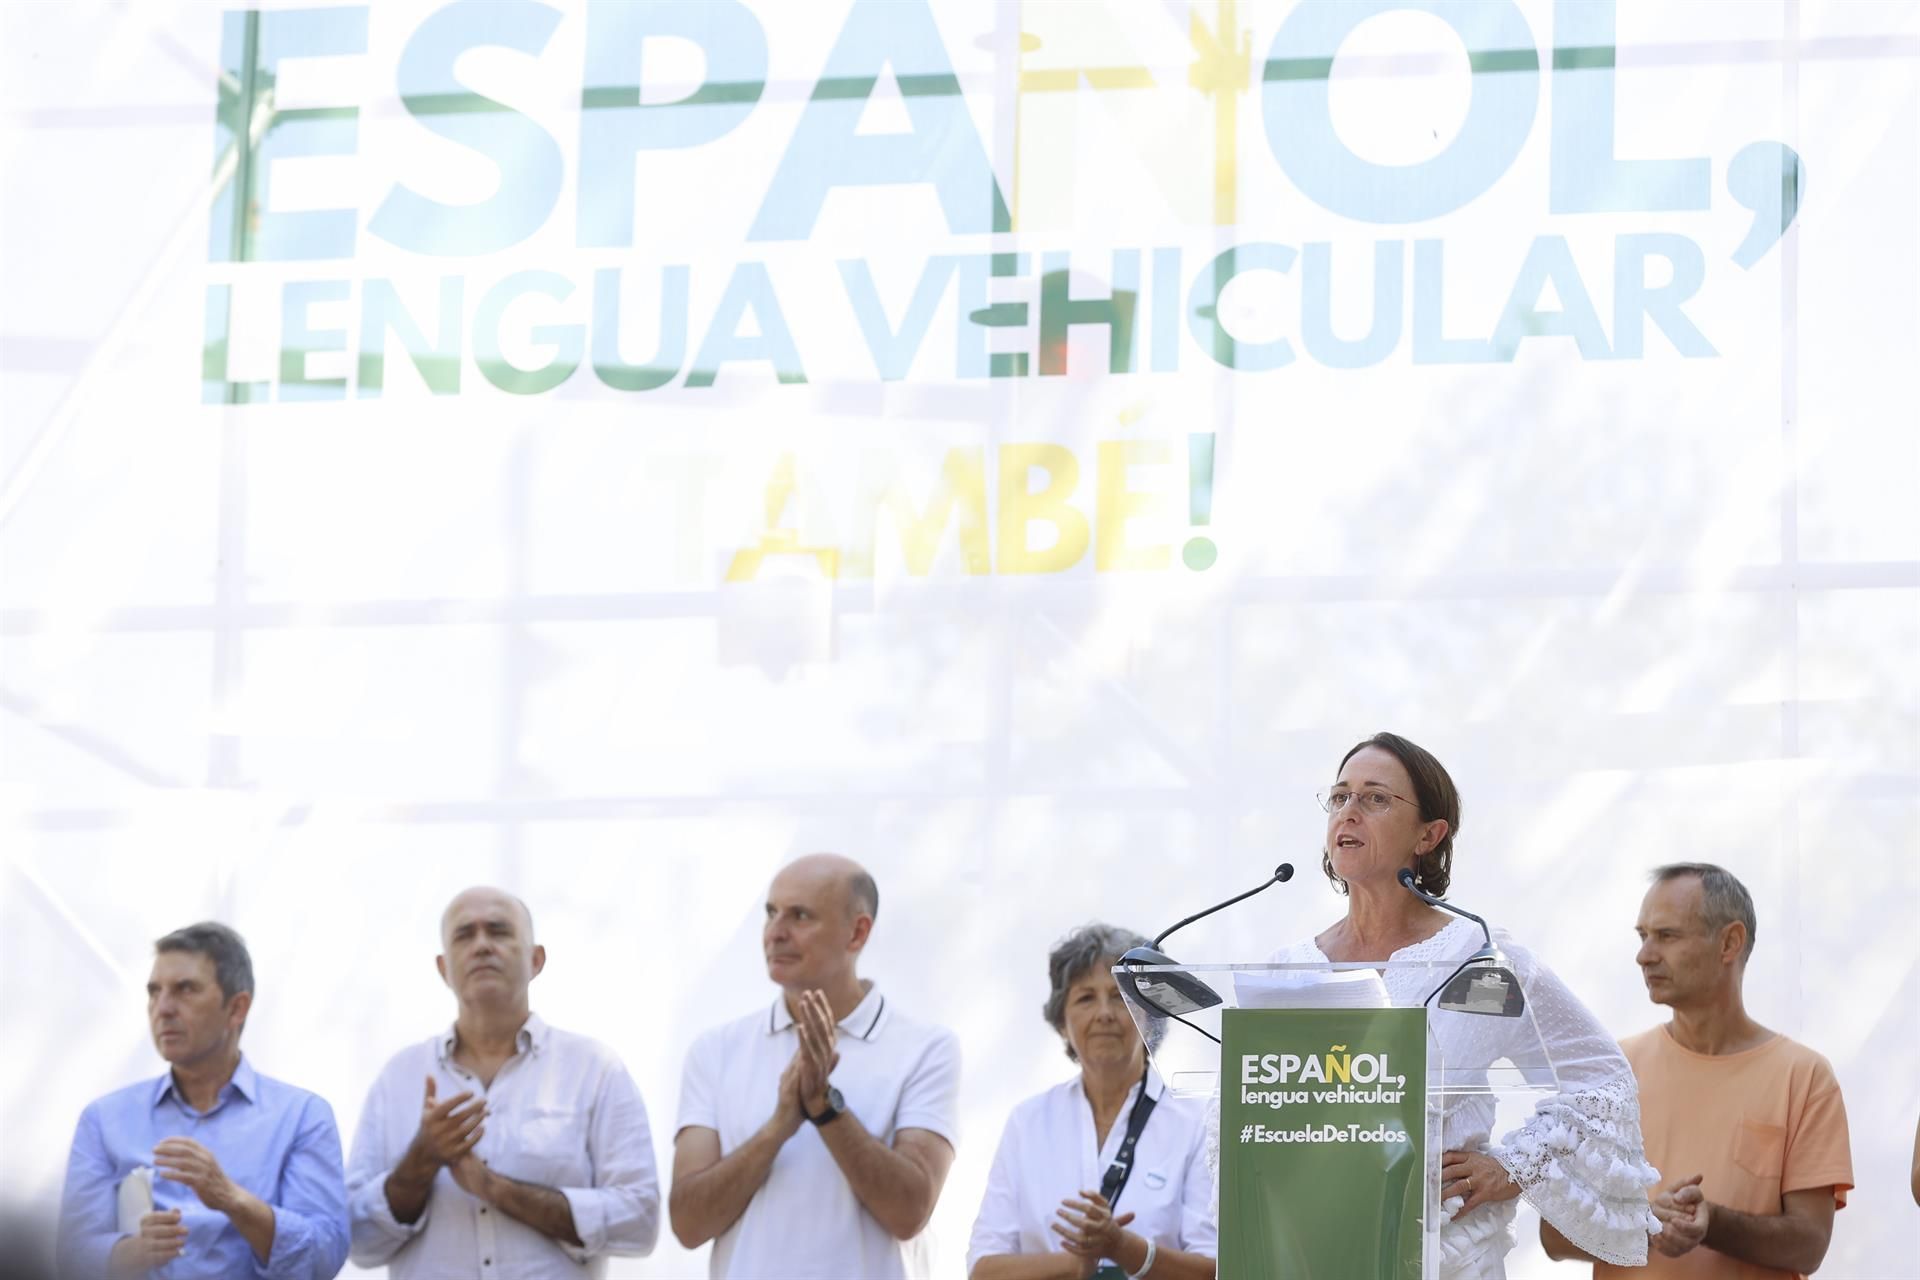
[345,887,659,1278]
[669,853,961,1279]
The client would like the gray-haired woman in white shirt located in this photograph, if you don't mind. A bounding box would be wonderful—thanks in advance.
[967,924,1217,1280]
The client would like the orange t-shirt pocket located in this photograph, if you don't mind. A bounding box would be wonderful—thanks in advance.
[1732,1120,1786,1180]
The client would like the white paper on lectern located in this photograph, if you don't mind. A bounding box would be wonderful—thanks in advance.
[116,1166,153,1234]
[1232,967,1391,1010]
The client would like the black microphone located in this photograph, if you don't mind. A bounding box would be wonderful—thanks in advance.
[1151,863,1294,950]
[1116,864,1294,1017]
[1398,868,1526,1016]
[1396,867,1490,950]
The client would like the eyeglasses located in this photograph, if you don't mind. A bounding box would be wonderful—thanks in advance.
[1317,787,1416,816]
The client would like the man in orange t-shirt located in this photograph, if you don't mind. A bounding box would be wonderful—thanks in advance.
[1542,864,1852,1279]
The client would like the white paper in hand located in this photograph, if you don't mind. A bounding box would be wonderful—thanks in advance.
[116,1166,154,1234]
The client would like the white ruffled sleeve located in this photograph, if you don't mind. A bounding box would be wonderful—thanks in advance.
[1488,934,1661,1266]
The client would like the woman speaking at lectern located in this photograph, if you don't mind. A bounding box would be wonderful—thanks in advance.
[1270,733,1661,1279]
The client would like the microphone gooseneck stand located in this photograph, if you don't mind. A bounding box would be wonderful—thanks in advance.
[1119,863,1296,1046]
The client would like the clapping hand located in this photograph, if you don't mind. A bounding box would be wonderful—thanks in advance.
[412,1075,487,1169]
[1051,1188,1135,1270]
[792,989,841,1114]
[153,1138,240,1214]
[447,1147,496,1202]
[1651,1173,1708,1257]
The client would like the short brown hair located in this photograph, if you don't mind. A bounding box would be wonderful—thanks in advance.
[155,921,254,1003]
[1323,732,1461,898]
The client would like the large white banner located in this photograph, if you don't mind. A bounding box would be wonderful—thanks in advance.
[3,1,1915,1275]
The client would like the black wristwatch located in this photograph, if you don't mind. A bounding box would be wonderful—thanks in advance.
[806,1085,845,1126]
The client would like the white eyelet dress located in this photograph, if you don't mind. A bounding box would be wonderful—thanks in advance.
[1231,919,1662,1279]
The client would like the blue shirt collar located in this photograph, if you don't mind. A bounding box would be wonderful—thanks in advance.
[151,1053,256,1113]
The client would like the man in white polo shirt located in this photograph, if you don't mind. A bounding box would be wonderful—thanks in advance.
[669,853,961,1278]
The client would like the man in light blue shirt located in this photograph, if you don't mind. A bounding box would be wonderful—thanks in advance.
[56,922,349,1279]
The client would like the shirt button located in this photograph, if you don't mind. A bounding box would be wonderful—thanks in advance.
[479,1208,487,1215]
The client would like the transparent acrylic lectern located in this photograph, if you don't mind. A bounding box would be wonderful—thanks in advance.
[1114,958,1559,1280]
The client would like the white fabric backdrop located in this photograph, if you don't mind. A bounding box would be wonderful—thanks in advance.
[3,1,1915,1275]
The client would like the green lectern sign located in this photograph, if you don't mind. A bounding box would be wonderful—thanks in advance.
[1218,1008,1429,1279]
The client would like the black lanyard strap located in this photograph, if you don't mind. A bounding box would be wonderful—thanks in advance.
[1097,1067,1159,1212]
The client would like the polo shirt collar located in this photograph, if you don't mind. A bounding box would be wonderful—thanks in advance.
[437,1011,548,1064]
[767,982,889,1042]
[152,1053,257,1112]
